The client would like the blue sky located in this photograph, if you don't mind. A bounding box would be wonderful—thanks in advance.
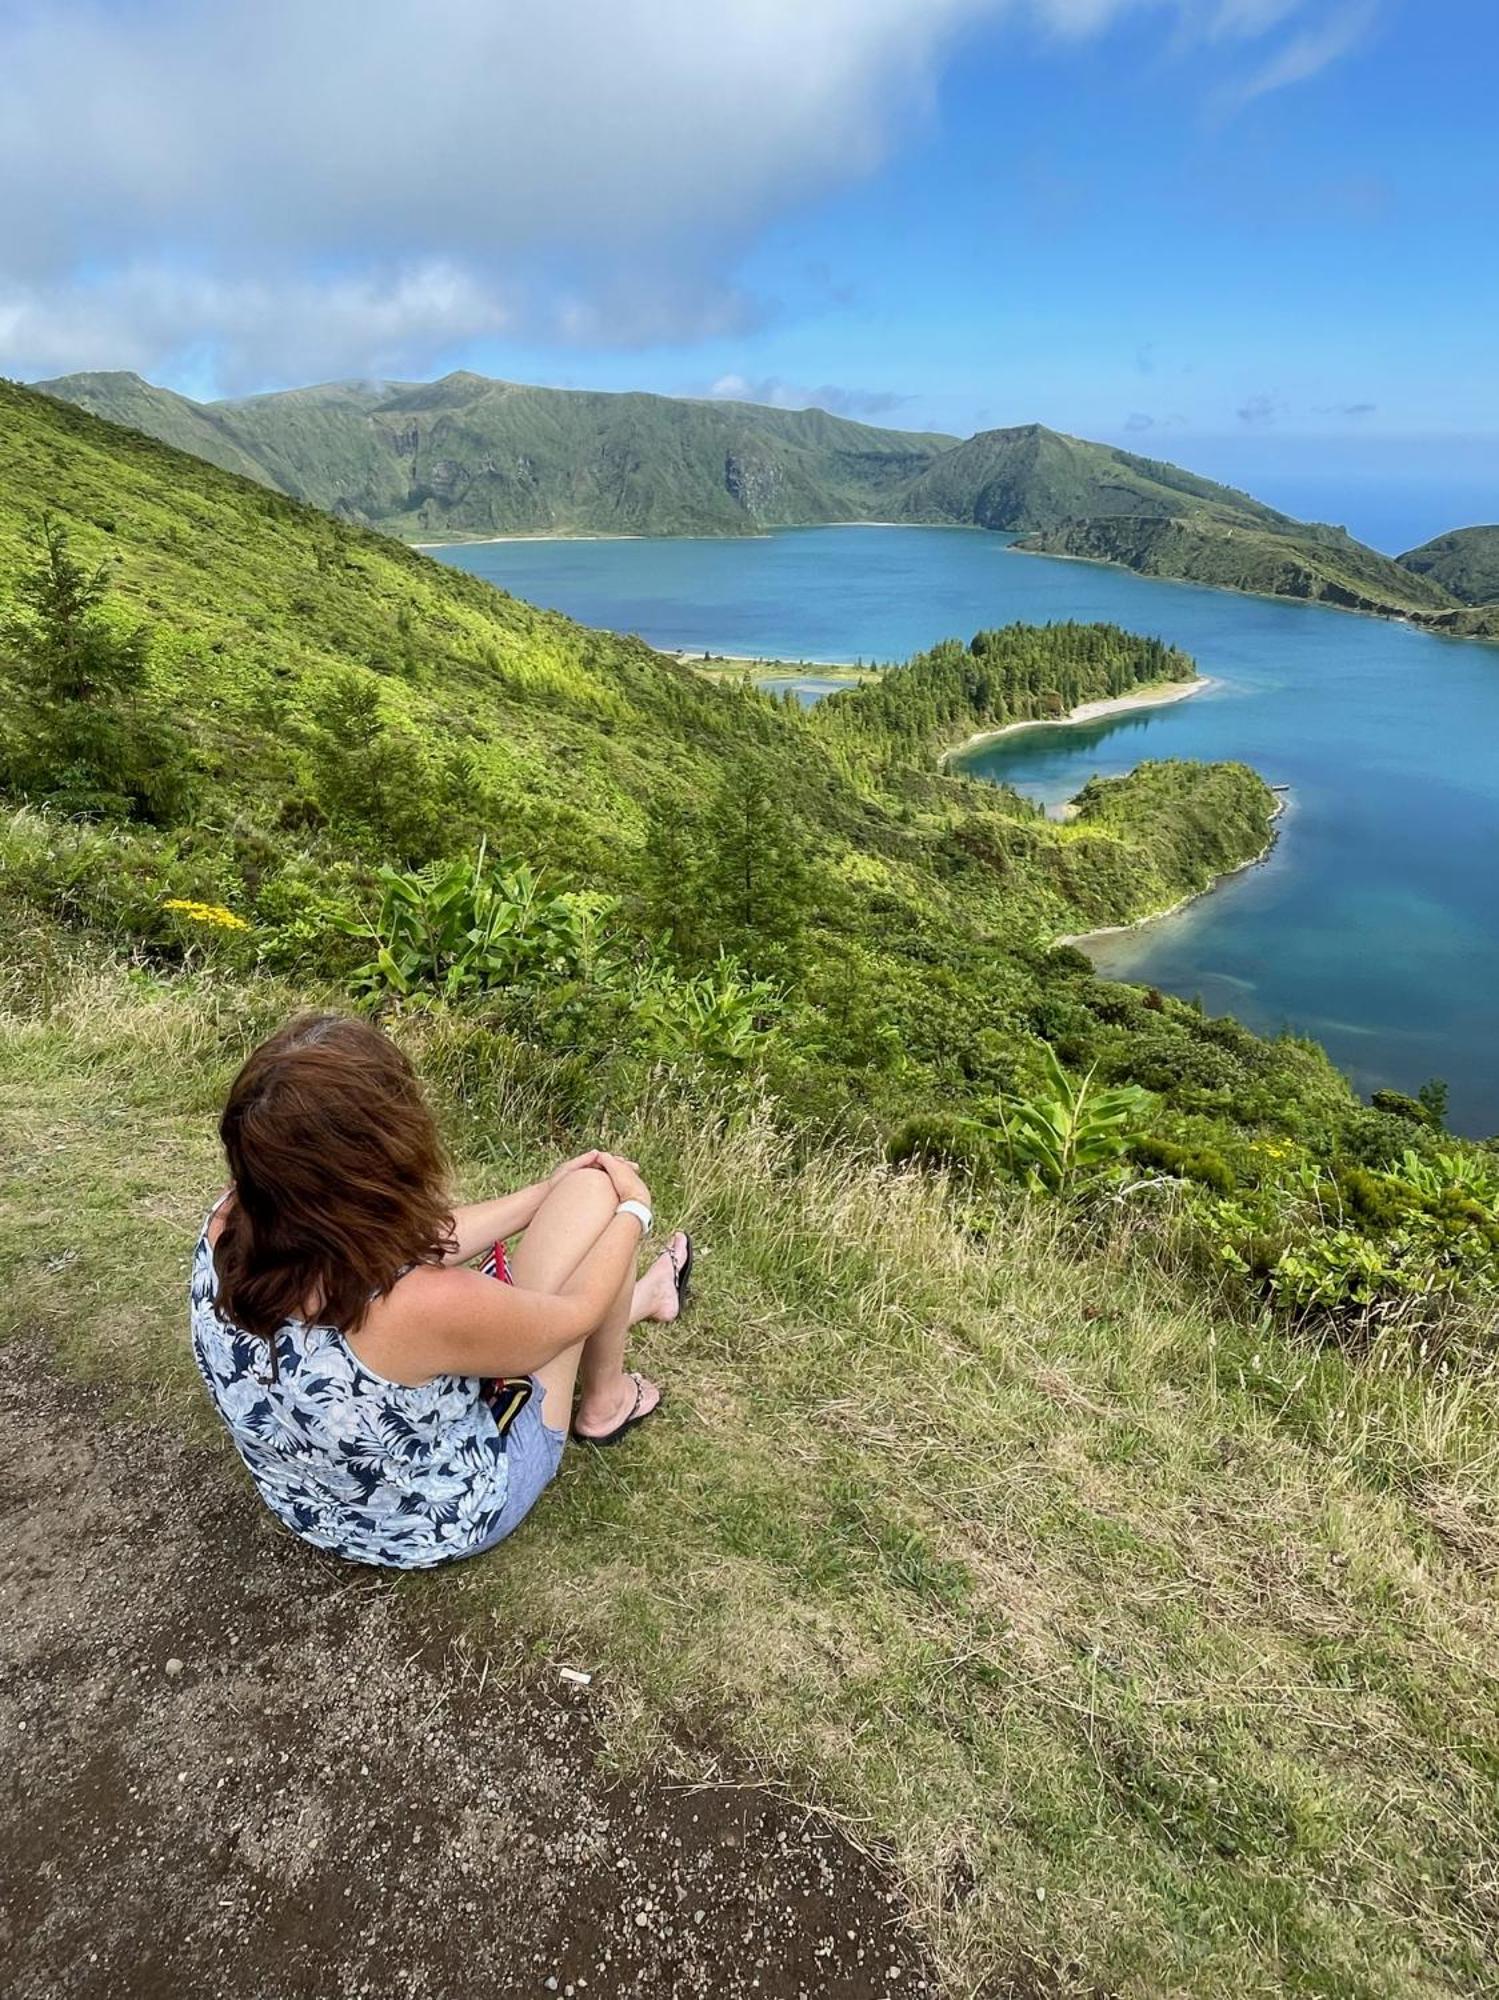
[497,4,1499,443]
[1,1,1495,543]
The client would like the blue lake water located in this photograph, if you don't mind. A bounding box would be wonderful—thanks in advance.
[434,527,1499,1136]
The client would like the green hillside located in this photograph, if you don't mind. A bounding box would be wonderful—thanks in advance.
[5,378,1499,2000]
[1017,512,1459,621]
[899,421,1292,533]
[0,378,1300,1129]
[36,368,957,538]
[1399,523,1499,605]
[31,368,276,486]
[4,373,1493,1318]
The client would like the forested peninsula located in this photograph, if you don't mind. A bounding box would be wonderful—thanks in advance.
[34,369,1499,637]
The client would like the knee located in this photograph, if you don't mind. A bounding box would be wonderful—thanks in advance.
[549,1164,616,1215]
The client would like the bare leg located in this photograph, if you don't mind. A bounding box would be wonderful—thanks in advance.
[505,1167,664,1436]
[574,1231,687,1437]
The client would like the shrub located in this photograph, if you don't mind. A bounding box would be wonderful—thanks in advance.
[628,956,781,1068]
[886,1113,998,1181]
[347,848,617,1005]
[0,517,192,824]
[1132,1134,1237,1195]
[349,850,779,1070]
[1370,1087,1434,1128]
[1189,1146,1499,1338]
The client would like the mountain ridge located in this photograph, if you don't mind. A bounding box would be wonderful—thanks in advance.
[32,367,1478,631]
[34,368,959,539]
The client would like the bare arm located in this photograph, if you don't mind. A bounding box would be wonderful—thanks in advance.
[442,1188,549,1262]
[364,1211,646,1381]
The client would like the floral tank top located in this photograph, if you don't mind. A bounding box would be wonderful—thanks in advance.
[189,1216,509,1568]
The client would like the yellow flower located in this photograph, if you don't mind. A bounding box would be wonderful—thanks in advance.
[162,898,251,933]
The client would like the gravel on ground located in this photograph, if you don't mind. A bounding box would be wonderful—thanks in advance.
[1,1345,938,1999]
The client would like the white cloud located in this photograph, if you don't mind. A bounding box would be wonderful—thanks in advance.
[0,0,999,386]
[3,261,518,389]
[705,374,913,418]
[1232,0,1377,101]
[0,0,1378,390]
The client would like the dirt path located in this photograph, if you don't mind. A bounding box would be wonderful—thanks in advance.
[1,1347,938,1998]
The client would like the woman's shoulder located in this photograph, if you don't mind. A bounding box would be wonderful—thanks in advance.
[203,1188,235,1248]
[348,1260,500,1385]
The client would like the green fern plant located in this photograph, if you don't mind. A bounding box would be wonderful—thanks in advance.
[629,953,781,1066]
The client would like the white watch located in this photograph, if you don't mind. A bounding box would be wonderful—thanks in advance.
[615,1199,653,1236]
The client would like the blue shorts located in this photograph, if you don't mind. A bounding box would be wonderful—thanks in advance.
[456,1239,568,1558]
[460,1388,567,1555]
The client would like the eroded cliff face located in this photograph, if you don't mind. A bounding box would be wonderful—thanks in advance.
[723,451,784,518]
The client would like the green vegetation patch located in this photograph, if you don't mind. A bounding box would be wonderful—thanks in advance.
[1017,514,1458,623]
[1399,524,1499,607]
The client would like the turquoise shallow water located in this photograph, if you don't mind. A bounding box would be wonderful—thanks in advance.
[434,527,1499,1136]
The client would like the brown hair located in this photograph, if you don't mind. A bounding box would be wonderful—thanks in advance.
[214,1013,454,1369]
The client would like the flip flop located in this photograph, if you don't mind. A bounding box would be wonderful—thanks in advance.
[572,1370,663,1447]
[669,1232,694,1312]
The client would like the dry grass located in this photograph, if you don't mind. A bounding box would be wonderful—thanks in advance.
[3,949,1497,1999]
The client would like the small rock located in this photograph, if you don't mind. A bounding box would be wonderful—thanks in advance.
[165,1658,185,1678]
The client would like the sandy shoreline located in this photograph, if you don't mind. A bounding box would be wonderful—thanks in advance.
[670,648,874,677]
[409,520,918,551]
[944,675,1211,763]
[410,530,643,548]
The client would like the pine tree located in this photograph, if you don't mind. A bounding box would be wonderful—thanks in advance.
[5,516,149,706]
[0,516,188,821]
[693,757,815,981]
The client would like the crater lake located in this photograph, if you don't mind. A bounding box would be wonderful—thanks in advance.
[433,526,1499,1136]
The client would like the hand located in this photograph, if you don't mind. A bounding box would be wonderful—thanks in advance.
[594,1151,651,1208]
[546,1149,605,1189]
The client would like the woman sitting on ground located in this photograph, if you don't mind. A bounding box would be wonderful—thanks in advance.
[191,1012,689,1570]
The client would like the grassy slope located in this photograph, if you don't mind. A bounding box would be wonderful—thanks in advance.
[5,945,1496,2000]
[25,369,276,486]
[1399,525,1499,606]
[1017,513,1459,622]
[1,377,851,860]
